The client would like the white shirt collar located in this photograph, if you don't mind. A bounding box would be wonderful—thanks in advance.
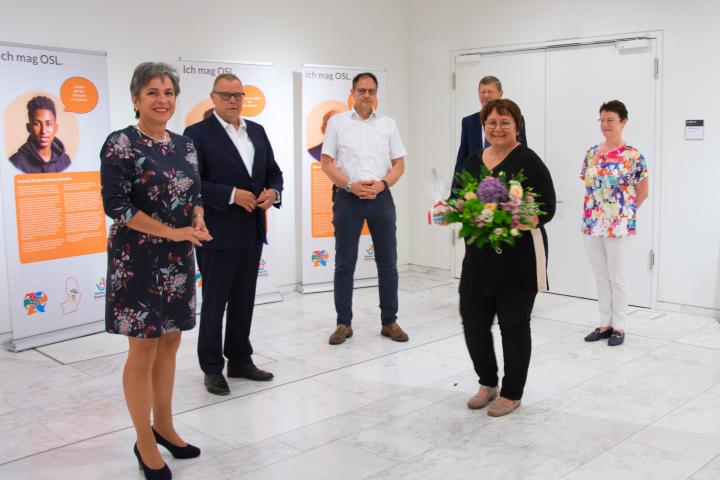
[350,108,377,121]
[213,110,247,131]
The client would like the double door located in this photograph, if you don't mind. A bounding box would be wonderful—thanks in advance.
[452,38,658,307]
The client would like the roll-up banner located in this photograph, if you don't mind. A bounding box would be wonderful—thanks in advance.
[299,65,386,293]
[0,42,110,351]
[177,58,281,305]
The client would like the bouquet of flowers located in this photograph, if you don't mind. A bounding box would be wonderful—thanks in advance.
[435,166,545,253]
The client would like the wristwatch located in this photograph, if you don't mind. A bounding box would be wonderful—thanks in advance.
[344,181,353,193]
[381,179,390,191]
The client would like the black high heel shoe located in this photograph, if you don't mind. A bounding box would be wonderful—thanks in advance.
[133,443,172,480]
[152,428,201,459]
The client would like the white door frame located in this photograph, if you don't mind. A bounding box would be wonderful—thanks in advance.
[449,30,663,310]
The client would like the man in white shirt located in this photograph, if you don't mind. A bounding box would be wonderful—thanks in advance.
[320,72,408,345]
[184,74,283,395]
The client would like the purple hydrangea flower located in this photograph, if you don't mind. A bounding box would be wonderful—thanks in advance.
[476,177,508,203]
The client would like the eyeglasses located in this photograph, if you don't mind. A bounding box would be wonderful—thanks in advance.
[485,120,514,129]
[598,118,620,124]
[354,88,377,96]
[213,91,245,101]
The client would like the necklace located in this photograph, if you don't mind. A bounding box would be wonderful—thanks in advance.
[135,125,169,143]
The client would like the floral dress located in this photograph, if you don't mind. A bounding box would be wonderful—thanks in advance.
[100,126,201,338]
[580,144,648,237]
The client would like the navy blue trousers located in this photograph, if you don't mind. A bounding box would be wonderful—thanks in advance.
[196,245,262,375]
[332,189,398,326]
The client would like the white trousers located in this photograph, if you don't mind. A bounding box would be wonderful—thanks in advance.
[583,235,632,331]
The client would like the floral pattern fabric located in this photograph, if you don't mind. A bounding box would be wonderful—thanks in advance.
[100,126,201,338]
[580,144,648,237]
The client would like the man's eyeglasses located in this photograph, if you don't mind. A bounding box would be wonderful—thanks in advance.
[213,91,245,101]
[485,120,514,129]
[354,88,377,96]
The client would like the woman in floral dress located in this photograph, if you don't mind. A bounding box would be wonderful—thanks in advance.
[100,62,211,480]
[581,100,649,347]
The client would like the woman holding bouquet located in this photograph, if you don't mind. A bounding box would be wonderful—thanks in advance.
[581,100,648,347]
[456,99,555,417]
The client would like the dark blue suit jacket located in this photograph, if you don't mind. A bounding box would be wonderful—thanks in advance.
[184,115,283,248]
[454,111,528,176]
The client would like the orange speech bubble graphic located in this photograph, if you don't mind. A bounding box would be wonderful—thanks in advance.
[60,77,99,114]
[242,85,266,117]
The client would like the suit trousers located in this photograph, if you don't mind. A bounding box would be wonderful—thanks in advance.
[583,235,631,330]
[196,245,262,375]
[333,189,398,326]
[459,292,536,400]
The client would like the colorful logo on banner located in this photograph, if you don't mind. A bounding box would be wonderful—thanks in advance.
[23,291,48,315]
[311,250,329,267]
[258,258,269,277]
[94,277,106,300]
[364,244,375,262]
[195,271,202,288]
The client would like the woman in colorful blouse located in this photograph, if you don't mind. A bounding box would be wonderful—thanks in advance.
[581,100,648,347]
[100,62,212,480]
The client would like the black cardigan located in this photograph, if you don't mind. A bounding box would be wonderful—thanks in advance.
[457,145,556,297]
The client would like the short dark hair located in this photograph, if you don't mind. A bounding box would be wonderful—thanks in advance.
[27,96,57,122]
[130,62,180,119]
[213,73,241,87]
[479,75,502,92]
[352,72,378,89]
[480,98,524,133]
[599,100,628,121]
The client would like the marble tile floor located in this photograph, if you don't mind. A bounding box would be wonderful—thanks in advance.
[1,267,719,479]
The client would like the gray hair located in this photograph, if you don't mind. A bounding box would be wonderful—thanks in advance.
[130,62,180,99]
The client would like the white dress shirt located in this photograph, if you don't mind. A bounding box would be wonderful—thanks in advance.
[321,109,406,182]
[213,111,256,205]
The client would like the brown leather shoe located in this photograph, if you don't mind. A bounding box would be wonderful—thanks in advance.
[380,322,409,342]
[487,397,521,417]
[466,386,498,410]
[329,324,353,345]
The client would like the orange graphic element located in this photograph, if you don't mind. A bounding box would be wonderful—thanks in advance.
[306,100,348,149]
[311,163,368,238]
[347,92,379,111]
[184,99,215,128]
[242,85,266,117]
[14,171,107,264]
[60,77,99,113]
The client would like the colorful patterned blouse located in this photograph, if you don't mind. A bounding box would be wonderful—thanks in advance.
[580,144,648,237]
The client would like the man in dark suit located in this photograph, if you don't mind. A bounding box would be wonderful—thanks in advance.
[184,73,283,396]
[454,76,527,175]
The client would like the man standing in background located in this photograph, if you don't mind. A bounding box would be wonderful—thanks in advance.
[454,75,527,174]
[320,72,408,346]
[184,73,283,396]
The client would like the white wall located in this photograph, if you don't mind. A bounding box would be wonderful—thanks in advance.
[0,0,411,335]
[406,0,720,311]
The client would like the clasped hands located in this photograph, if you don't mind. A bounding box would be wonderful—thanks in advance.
[350,180,386,200]
[234,188,277,212]
[168,215,212,247]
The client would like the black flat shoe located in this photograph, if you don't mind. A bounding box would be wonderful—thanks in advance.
[584,327,613,342]
[227,363,274,381]
[204,373,230,395]
[134,443,172,480]
[153,428,201,459]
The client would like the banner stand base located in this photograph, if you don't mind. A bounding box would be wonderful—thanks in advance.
[5,320,105,353]
[298,277,379,294]
[255,292,283,305]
